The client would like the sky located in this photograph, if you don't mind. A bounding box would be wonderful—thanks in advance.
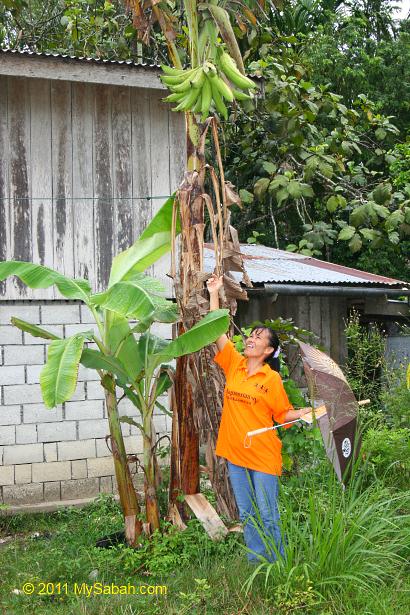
[395,0,410,19]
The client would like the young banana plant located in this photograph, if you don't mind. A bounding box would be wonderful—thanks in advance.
[0,195,230,543]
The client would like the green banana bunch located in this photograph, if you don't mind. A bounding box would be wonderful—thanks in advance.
[160,49,256,120]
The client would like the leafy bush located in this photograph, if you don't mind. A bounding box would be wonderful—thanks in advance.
[381,363,410,428]
[362,427,410,490]
[102,520,241,576]
[344,310,387,428]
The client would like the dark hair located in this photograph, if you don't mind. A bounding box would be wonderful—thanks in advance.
[250,326,281,373]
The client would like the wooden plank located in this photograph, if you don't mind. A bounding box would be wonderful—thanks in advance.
[168,106,186,192]
[0,76,10,298]
[338,298,348,363]
[184,493,228,540]
[112,86,133,253]
[309,296,322,344]
[30,78,54,299]
[8,77,32,297]
[131,88,151,238]
[94,84,114,291]
[321,295,331,354]
[329,297,340,362]
[51,80,74,281]
[150,92,172,292]
[0,54,166,90]
[72,82,95,284]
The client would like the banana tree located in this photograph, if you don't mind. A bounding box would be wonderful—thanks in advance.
[127,0,258,517]
[0,196,229,543]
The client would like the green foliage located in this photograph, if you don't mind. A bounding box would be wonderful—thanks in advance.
[304,9,410,134]
[0,0,145,61]
[383,363,410,428]
[224,30,409,276]
[362,427,410,490]
[110,520,240,576]
[244,472,410,612]
[344,310,387,425]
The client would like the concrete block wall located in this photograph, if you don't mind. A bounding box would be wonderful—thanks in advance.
[0,300,172,507]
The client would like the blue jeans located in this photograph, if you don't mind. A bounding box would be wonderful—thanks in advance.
[227,461,284,563]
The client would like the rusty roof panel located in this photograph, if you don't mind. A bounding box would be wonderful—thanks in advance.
[203,244,408,287]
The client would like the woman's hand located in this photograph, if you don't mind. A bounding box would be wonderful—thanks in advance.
[206,274,223,295]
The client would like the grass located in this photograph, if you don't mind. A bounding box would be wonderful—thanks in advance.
[0,468,409,615]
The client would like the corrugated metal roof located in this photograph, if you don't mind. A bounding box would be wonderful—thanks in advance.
[203,244,408,287]
[0,47,160,68]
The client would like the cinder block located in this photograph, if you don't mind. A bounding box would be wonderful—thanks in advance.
[0,406,21,425]
[3,483,44,505]
[3,443,43,465]
[99,476,113,494]
[65,400,104,421]
[38,422,76,443]
[4,384,44,405]
[86,381,105,400]
[0,365,25,386]
[0,326,23,344]
[26,365,42,383]
[0,465,14,486]
[58,439,96,461]
[65,323,97,338]
[71,459,87,479]
[4,345,44,366]
[124,435,143,455]
[69,382,86,401]
[44,481,61,502]
[87,457,115,478]
[25,325,63,345]
[41,304,80,324]
[15,464,32,484]
[0,305,40,326]
[60,477,99,500]
[117,398,139,418]
[23,405,62,424]
[95,438,111,458]
[151,322,173,339]
[44,442,57,462]
[0,426,16,445]
[78,419,109,440]
[153,414,168,434]
[78,365,100,382]
[32,461,71,483]
[80,305,95,324]
[16,424,37,444]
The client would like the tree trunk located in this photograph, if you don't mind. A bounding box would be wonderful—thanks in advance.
[169,112,206,510]
[143,417,161,532]
[103,374,142,546]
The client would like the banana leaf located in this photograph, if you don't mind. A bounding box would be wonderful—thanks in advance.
[109,195,179,287]
[0,261,91,301]
[11,318,61,341]
[40,334,86,408]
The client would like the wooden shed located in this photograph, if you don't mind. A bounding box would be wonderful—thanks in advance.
[0,50,185,510]
[0,48,185,297]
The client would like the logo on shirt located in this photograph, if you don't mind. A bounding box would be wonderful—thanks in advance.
[254,383,269,394]
[225,387,256,405]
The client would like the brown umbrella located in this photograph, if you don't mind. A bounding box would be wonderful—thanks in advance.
[297,341,361,484]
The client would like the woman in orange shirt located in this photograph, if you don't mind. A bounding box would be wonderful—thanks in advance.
[207,274,310,563]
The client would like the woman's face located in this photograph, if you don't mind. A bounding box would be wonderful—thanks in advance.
[244,328,274,361]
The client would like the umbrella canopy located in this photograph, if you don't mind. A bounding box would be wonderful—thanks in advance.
[298,341,360,483]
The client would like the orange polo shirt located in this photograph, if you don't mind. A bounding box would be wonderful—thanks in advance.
[214,340,293,476]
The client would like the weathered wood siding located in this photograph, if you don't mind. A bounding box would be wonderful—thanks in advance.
[0,76,185,299]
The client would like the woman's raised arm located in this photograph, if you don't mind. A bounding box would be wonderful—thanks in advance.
[206,274,229,352]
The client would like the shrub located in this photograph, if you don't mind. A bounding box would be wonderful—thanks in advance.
[381,363,410,429]
[362,427,410,490]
